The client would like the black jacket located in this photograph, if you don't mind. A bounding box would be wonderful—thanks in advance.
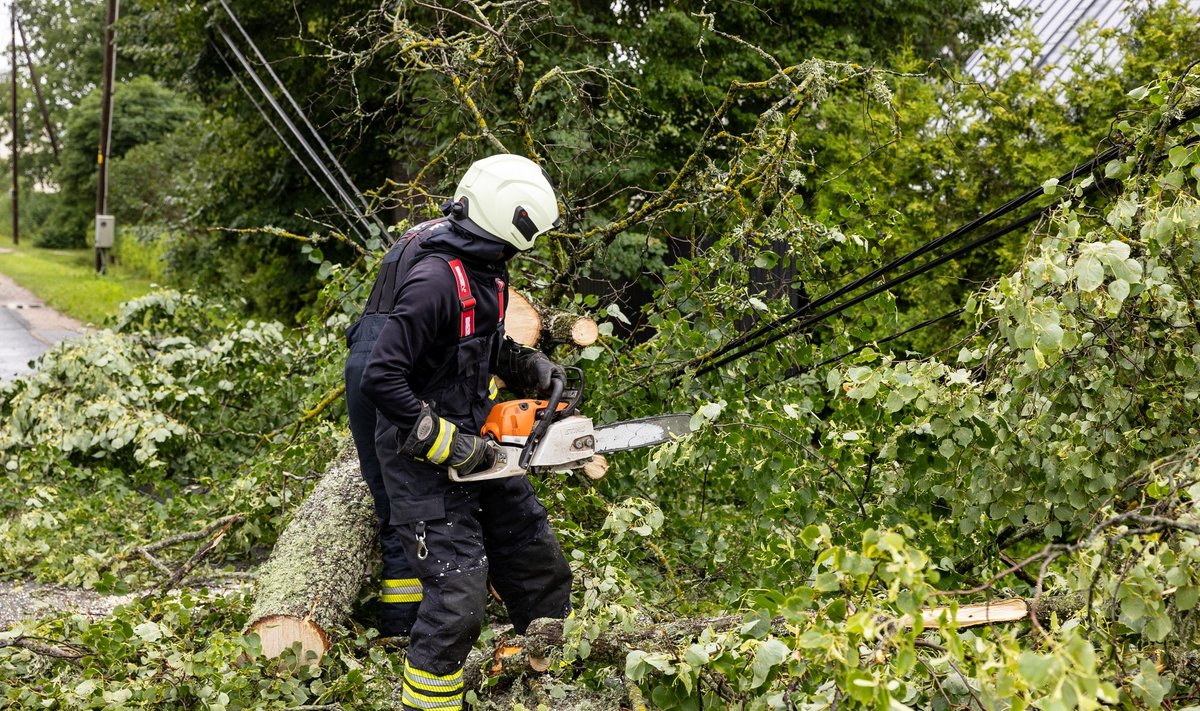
[358,218,513,436]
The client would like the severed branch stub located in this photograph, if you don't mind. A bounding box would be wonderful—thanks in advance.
[506,290,598,348]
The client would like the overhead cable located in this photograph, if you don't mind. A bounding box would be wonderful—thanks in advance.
[215,24,376,245]
[695,203,1053,377]
[217,0,388,238]
[682,101,1200,380]
[778,308,963,383]
[687,143,1121,379]
[209,38,366,244]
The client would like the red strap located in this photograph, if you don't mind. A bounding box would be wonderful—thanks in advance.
[446,258,476,337]
[496,279,506,323]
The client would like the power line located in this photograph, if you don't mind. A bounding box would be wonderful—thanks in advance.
[214,24,376,245]
[778,308,963,383]
[696,202,1053,377]
[216,0,388,238]
[678,101,1200,381]
[682,142,1122,380]
[209,38,365,244]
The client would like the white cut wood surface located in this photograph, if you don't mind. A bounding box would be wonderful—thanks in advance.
[506,291,541,347]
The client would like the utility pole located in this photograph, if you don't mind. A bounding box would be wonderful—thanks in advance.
[94,0,117,273]
[10,1,18,247]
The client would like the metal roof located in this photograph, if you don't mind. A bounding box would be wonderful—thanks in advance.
[964,0,1200,83]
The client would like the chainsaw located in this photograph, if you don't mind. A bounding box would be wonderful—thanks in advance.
[448,367,691,482]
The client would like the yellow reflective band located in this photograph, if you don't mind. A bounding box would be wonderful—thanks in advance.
[383,578,421,588]
[426,420,455,464]
[488,378,499,400]
[402,662,464,710]
[401,687,461,711]
[381,592,422,603]
[404,661,463,688]
[382,577,422,604]
[404,674,463,694]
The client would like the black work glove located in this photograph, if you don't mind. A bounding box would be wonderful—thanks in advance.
[496,337,565,396]
[518,349,566,396]
[399,403,498,475]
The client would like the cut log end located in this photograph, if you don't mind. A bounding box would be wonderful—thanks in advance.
[506,291,542,347]
[581,455,609,480]
[248,614,330,665]
[568,318,599,347]
[506,290,600,347]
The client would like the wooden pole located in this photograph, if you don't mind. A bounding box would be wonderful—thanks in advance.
[95,0,117,273]
[15,16,58,162]
[10,1,18,246]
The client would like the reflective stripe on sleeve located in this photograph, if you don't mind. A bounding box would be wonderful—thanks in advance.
[425,420,456,464]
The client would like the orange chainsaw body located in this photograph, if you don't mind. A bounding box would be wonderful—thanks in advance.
[481,399,569,444]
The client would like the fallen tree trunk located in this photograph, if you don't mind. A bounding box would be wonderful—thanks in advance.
[245,442,376,665]
[247,448,1071,671]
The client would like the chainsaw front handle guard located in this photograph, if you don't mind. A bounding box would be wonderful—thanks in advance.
[448,443,526,482]
[520,372,566,469]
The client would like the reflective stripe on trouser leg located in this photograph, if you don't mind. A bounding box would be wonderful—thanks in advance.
[382,578,423,604]
[403,659,463,711]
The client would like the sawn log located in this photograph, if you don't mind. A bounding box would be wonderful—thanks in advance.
[245,442,376,664]
[505,290,599,347]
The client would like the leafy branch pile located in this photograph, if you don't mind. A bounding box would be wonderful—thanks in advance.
[5,2,1200,710]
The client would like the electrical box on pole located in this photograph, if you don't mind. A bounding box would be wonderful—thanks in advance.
[94,215,114,248]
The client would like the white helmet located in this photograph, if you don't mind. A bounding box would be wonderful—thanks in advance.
[444,154,561,251]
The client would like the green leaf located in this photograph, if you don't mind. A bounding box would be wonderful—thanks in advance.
[1168,145,1193,168]
[750,639,790,688]
[1075,255,1104,292]
[684,644,709,667]
[1107,279,1130,303]
[1177,585,1199,611]
[134,621,162,642]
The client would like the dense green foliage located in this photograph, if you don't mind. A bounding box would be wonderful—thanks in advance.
[4,1,1200,710]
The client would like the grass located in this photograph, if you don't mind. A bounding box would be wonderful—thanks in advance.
[0,232,155,326]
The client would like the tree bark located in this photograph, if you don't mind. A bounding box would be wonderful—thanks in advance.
[542,307,599,346]
[245,442,376,664]
[505,290,599,347]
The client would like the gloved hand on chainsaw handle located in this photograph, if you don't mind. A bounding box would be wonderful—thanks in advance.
[399,403,500,475]
[496,337,565,396]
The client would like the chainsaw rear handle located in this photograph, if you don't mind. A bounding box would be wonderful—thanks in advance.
[448,443,525,482]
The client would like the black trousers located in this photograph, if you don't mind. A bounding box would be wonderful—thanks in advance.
[376,418,573,678]
[345,327,420,636]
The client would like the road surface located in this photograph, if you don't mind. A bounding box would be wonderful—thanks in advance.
[0,264,84,380]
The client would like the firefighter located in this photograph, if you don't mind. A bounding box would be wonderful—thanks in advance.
[358,154,572,711]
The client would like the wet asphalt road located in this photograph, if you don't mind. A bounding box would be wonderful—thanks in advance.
[0,306,56,380]
[0,270,83,381]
